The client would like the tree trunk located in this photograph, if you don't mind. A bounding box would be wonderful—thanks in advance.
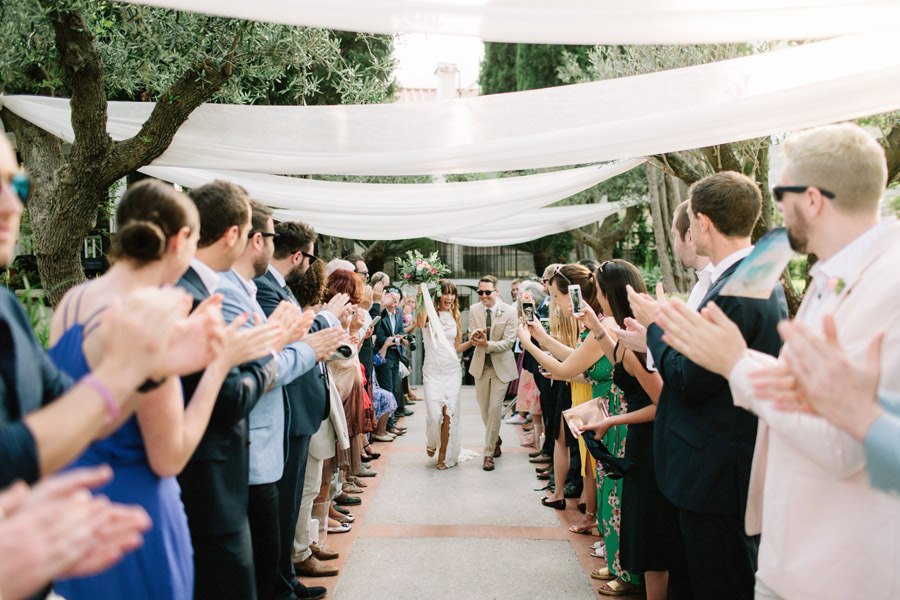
[362,240,386,273]
[645,164,677,292]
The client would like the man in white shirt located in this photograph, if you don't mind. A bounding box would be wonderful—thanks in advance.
[654,123,900,600]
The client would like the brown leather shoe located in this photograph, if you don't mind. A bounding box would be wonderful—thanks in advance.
[493,438,502,457]
[294,555,339,577]
[310,542,339,561]
[483,457,495,471]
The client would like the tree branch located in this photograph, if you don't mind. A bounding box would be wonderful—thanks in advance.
[105,26,247,179]
[47,4,111,164]
[883,122,900,185]
[653,152,706,185]
[700,144,742,174]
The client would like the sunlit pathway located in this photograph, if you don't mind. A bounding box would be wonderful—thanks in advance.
[313,386,634,600]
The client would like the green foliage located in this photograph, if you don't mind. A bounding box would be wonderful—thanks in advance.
[0,0,394,106]
[479,43,517,95]
[15,277,51,348]
[638,264,662,290]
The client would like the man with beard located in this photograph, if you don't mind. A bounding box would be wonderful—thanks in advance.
[256,220,350,590]
[219,202,343,599]
[629,171,787,600]
[653,123,900,599]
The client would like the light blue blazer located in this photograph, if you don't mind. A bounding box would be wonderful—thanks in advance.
[865,390,900,495]
[217,269,317,485]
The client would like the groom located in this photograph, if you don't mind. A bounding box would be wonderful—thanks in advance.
[468,275,518,471]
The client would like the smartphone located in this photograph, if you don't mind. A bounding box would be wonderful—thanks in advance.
[568,284,584,316]
[522,302,535,322]
[539,317,551,334]
[369,315,382,330]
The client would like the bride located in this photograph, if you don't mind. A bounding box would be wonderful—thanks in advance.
[416,280,473,469]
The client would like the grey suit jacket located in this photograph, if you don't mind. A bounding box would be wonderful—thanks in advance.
[217,269,317,485]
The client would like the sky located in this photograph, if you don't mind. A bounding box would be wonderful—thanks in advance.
[393,33,485,89]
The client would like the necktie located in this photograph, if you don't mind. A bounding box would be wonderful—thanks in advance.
[484,307,493,368]
[282,284,298,304]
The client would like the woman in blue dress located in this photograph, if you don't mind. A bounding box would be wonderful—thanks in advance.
[49,180,276,600]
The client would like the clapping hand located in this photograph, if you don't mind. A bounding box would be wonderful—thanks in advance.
[627,282,666,329]
[304,327,347,361]
[609,317,648,353]
[656,299,746,377]
[322,293,351,320]
[269,302,315,348]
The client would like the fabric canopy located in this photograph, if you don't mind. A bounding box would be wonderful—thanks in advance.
[434,201,638,247]
[4,31,899,176]
[116,0,900,44]
[139,159,643,240]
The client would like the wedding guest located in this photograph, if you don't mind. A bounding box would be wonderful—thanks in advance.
[654,123,900,599]
[216,200,341,600]
[528,264,561,465]
[375,287,411,419]
[0,137,201,494]
[50,180,281,600]
[416,280,472,469]
[468,275,518,471]
[629,171,787,600]
[255,220,348,593]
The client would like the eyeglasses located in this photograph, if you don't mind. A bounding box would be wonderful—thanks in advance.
[301,250,318,264]
[772,185,835,203]
[3,173,30,203]
[249,230,278,239]
[357,270,369,277]
[476,289,494,296]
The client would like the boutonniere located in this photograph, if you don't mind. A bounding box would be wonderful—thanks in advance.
[826,277,846,294]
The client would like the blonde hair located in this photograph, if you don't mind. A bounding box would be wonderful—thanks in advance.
[783,123,887,215]
[548,299,579,349]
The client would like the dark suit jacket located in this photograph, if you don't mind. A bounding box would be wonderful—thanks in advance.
[177,266,275,537]
[647,259,787,516]
[254,270,329,437]
[374,309,403,358]
[0,288,73,487]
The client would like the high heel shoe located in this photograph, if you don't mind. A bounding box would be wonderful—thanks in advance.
[541,497,566,510]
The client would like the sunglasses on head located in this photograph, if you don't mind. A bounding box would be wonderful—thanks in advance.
[4,173,30,203]
[551,264,571,285]
[772,185,835,203]
[476,289,494,296]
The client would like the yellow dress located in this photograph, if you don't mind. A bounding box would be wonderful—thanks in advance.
[570,380,596,477]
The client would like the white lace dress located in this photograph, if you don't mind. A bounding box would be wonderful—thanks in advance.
[423,311,463,467]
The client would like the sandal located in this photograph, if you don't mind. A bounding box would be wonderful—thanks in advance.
[426,447,436,457]
[568,512,596,534]
[589,542,605,558]
[590,567,615,581]
[436,461,448,470]
[597,578,643,597]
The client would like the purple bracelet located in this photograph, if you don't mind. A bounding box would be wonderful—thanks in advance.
[81,374,120,424]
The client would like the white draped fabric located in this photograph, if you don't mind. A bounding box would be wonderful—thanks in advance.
[434,201,636,247]
[116,0,900,44]
[4,31,899,176]
[139,159,642,240]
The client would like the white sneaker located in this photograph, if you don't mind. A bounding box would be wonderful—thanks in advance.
[504,414,527,425]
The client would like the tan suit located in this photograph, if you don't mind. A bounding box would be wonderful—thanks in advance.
[730,219,900,600]
[468,301,518,457]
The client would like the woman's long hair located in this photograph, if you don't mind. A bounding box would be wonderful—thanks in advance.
[432,279,462,344]
[594,259,647,329]
[287,259,325,308]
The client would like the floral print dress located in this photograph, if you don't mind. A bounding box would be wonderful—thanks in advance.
[586,354,642,585]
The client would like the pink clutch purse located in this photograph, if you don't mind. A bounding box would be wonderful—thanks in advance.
[562,397,610,438]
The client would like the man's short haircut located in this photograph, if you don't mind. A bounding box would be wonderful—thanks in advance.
[479,275,498,288]
[673,200,691,241]
[783,122,887,215]
[249,200,272,234]
[274,221,316,259]
[188,180,250,248]
[343,254,364,266]
[688,171,762,238]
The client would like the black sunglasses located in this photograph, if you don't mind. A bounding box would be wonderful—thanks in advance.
[772,185,835,203]
[301,250,318,264]
[4,173,30,203]
[249,230,278,239]
[476,289,494,296]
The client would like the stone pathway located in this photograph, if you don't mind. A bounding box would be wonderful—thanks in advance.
[312,386,641,600]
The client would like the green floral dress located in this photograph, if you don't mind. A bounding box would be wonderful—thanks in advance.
[586,354,641,585]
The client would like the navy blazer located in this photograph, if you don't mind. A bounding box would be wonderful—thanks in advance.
[374,309,403,358]
[176,266,275,536]
[647,259,788,516]
[0,288,73,487]
[253,270,330,438]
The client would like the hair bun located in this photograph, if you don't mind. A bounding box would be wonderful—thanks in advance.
[117,220,166,262]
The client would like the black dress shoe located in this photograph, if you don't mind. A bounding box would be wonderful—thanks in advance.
[541,497,566,510]
[528,450,543,458]
[396,409,414,417]
[295,582,327,599]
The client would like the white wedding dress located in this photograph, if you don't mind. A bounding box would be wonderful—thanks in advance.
[422,289,466,468]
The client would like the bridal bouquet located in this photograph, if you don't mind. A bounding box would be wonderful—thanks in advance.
[397,250,450,286]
